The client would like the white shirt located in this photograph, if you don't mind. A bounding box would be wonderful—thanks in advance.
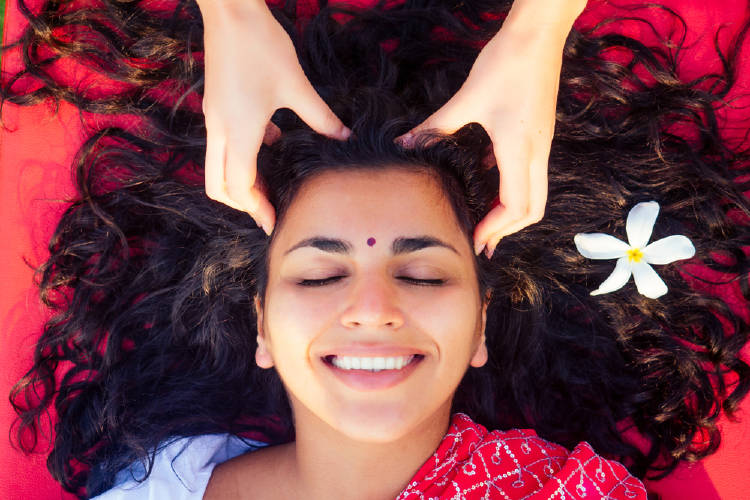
[93,434,266,499]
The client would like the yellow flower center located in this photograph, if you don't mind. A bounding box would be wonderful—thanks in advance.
[627,247,644,263]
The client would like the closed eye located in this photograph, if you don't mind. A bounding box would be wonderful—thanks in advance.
[297,276,445,287]
[397,277,445,286]
[298,276,346,287]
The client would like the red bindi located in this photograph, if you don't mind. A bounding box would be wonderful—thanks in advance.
[367,237,376,247]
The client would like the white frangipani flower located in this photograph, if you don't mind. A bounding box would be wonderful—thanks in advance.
[574,201,695,299]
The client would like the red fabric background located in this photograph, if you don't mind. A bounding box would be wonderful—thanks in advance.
[1,1,748,499]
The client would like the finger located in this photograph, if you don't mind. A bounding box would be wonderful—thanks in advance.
[474,204,506,256]
[396,94,474,147]
[489,176,548,245]
[476,160,549,257]
[483,230,504,259]
[287,78,350,140]
[204,132,241,208]
[248,185,276,235]
[473,141,531,248]
[249,169,276,233]
[205,131,273,224]
[224,128,276,233]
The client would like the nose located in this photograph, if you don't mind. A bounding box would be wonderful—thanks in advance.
[339,273,405,329]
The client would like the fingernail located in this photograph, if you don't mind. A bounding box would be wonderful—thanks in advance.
[340,127,352,140]
[399,133,415,148]
[484,245,496,259]
[474,242,486,256]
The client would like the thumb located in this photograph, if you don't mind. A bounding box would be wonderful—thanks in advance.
[287,78,351,140]
[396,94,472,147]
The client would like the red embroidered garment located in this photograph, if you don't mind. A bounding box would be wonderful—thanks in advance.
[398,414,646,500]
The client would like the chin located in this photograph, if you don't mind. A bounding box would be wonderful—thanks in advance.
[327,402,442,444]
[336,418,416,443]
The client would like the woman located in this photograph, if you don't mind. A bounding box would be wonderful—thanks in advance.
[3,0,749,498]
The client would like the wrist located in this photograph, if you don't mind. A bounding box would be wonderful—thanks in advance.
[197,0,268,24]
[505,0,587,33]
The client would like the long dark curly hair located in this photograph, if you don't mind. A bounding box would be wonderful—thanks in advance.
[4,0,750,498]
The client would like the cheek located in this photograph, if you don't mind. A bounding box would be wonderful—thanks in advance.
[263,282,339,355]
[407,287,482,353]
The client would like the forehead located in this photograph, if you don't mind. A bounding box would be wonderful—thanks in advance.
[273,167,466,247]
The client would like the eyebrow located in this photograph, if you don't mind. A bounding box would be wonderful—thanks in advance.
[284,236,459,256]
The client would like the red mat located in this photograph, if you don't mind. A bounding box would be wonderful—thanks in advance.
[1,1,748,499]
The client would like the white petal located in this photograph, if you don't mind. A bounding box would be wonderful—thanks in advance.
[626,201,660,248]
[631,261,668,298]
[591,257,633,296]
[574,233,630,260]
[642,235,696,265]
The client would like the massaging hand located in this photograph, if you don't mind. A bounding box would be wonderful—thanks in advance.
[399,0,586,258]
[198,0,350,234]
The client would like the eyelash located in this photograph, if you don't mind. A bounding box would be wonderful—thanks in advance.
[297,276,445,287]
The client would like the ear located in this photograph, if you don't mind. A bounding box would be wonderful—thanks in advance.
[470,299,489,368]
[254,296,274,369]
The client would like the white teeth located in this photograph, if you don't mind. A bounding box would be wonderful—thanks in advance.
[331,355,415,371]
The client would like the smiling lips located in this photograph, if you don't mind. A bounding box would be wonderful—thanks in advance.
[323,354,424,391]
[331,355,415,371]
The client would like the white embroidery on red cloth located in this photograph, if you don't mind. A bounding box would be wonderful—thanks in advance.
[396,414,647,500]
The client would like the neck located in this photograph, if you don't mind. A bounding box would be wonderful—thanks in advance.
[288,404,452,500]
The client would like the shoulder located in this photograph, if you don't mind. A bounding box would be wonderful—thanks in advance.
[92,434,267,500]
[204,442,295,500]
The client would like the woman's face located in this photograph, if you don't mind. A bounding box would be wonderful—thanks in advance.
[257,167,487,442]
